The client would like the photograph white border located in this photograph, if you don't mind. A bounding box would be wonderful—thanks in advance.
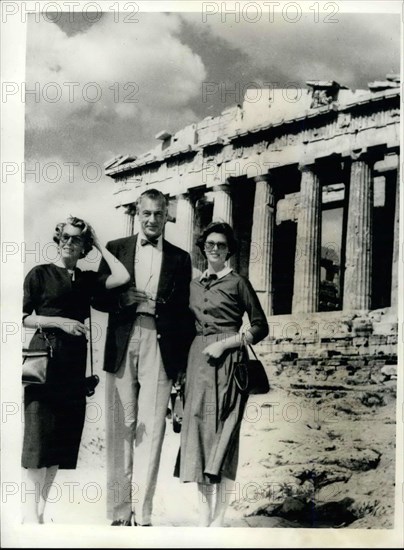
[1,1,403,547]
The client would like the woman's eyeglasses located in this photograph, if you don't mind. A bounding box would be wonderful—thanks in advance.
[204,240,228,252]
[143,274,175,304]
[146,294,173,305]
[60,233,84,246]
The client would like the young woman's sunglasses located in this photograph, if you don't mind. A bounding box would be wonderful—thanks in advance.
[204,241,228,251]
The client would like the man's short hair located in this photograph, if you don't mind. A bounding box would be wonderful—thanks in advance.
[136,189,168,211]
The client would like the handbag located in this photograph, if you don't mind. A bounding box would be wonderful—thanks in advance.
[171,383,184,433]
[22,313,99,396]
[22,326,53,385]
[233,336,270,395]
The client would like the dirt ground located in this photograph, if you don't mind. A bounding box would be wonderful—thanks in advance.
[41,366,396,529]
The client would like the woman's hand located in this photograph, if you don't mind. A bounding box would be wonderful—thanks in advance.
[202,341,226,360]
[91,226,130,290]
[23,314,88,336]
[90,225,102,252]
[59,318,88,337]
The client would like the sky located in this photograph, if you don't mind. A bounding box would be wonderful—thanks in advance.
[23,5,401,273]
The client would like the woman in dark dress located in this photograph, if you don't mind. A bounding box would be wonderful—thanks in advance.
[178,222,269,526]
[22,216,130,523]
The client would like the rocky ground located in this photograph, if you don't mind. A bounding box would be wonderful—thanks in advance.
[230,376,396,529]
[43,356,397,529]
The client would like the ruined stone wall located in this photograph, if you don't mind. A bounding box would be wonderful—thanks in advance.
[107,85,400,364]
[108,89,400,207]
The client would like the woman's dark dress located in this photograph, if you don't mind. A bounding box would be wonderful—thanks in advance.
[178,271,268,484]
[22,263,107,469]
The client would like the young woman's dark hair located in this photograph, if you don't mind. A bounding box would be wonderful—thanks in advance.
[196,221,237,260]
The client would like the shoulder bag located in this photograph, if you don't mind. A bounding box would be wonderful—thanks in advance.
[171,382,184,433]
[233,335,270,395]
[22,313,99,397]
[22,325,53,385]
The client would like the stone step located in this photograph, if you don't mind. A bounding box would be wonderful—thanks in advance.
[263,353,397,367]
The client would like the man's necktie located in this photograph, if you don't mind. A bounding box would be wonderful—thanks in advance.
[141,238,158,247]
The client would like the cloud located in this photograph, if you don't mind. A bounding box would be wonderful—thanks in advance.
[25,13,206,151]
[22,10,400,271]
[183,12,400,89]
[23,14,208,262]
[23,154,124,273]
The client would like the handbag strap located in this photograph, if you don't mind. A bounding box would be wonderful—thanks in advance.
[241,333,259,360]
[36,324,53,357]
[89,307,94,376]
[248,343,259,360]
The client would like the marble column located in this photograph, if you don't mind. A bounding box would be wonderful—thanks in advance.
[123,206,135,236]
[176,193,195,254]
[212,184,233,224]
[391,164,400,309]
[248,175,274,315]
[343,152,373,310]
[292,164,321,314]
[212,183,235,268]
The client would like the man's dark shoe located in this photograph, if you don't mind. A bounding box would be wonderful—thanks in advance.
[111,519,131,526]
[133,522,152,526]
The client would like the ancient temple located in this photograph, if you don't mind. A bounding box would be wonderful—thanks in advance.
[104,76,400,362]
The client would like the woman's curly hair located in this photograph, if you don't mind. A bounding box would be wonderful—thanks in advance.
[53,216,94,258]
[196,221,237,260]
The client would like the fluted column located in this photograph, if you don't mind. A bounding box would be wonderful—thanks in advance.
[176,193,195,254]
[123,206,135,236]
[391,165,400,309]
[343,151,373,310]
[212,184,233,224]
[212,183,235,268]
[249,175,274,315]
[292,164,321,314]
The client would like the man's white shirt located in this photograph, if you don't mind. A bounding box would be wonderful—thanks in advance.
[134,231,163,315]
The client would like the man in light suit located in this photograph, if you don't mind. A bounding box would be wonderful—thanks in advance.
[93,189,193,526]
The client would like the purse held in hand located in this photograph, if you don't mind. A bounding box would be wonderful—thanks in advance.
[233,338,269,395]
[22,327,53,385]
[22,349,51,385]
[172,383,184,433]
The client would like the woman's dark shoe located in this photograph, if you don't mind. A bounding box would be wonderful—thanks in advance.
[111,519,131,526]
